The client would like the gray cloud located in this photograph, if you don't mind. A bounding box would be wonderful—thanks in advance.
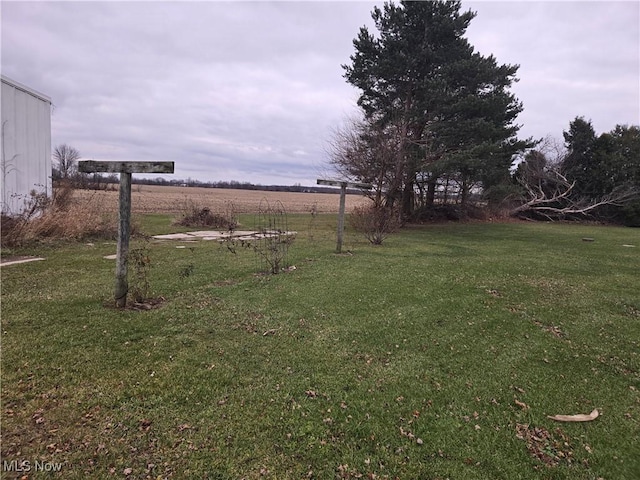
[2,1,638,185]
[465,1,639,141]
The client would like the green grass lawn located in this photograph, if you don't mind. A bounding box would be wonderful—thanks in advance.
[1,216,639,479]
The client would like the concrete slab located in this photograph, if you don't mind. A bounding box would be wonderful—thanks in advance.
[153,233,198,240]
[188,230,236,237]
[1,257,45,267]
[153,230,296,241]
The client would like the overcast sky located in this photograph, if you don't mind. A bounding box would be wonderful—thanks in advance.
[2,1,638,186]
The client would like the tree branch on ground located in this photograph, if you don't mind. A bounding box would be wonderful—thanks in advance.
[511,152,639,220]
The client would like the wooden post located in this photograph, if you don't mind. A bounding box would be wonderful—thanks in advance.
[115,171,132,307]
[317,179,372,253]
[337,183,347,253]
[79,160,174,307]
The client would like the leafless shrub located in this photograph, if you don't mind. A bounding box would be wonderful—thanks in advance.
[128,238,152,303]
[223,199,295,274]
[349,204,401,245]
[307,201,318,242]
[175,198,237,230]
[254,200,293,274]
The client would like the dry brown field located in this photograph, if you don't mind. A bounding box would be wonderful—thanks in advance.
[72,184,370,215]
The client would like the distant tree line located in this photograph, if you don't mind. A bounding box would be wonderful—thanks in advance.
[130,177,350,194]
[51,145,352,195]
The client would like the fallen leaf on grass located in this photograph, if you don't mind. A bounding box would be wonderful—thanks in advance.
[138,419,152,432]
[547,409,599,422]
[515,423,574,466]
[514,399,529,410]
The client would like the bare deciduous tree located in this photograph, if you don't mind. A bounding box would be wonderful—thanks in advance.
[53,144,81,178]
[326,115,401,208]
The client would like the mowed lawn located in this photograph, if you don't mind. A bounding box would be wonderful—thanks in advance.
[1,215,639,479]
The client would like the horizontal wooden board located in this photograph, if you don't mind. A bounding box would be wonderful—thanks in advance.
[317,179,372,189]
[78,161,174,174]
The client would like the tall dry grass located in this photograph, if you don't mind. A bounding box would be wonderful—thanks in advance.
[1,183,119,247]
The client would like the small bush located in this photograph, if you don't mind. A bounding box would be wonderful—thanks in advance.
[349,205,401,245]
[175,199,237,230]
[128,239,152,303]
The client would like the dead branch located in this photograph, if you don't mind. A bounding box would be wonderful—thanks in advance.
[511,167,639,219]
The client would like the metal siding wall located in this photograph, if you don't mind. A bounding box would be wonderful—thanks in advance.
[1,81,18,213]
[0,79,52,215]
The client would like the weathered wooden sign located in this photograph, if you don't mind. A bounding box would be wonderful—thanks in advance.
[79,160,174,307]
[317,179,372,253]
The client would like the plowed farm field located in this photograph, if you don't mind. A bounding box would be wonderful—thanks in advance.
[72,185,370,214]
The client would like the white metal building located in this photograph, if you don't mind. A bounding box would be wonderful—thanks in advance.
[1,75,52,216]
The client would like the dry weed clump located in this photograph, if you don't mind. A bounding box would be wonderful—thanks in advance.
[1,184,118,247]
[174,198,238,230]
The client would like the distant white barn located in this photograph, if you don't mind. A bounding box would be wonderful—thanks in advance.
[1,75,52,215]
